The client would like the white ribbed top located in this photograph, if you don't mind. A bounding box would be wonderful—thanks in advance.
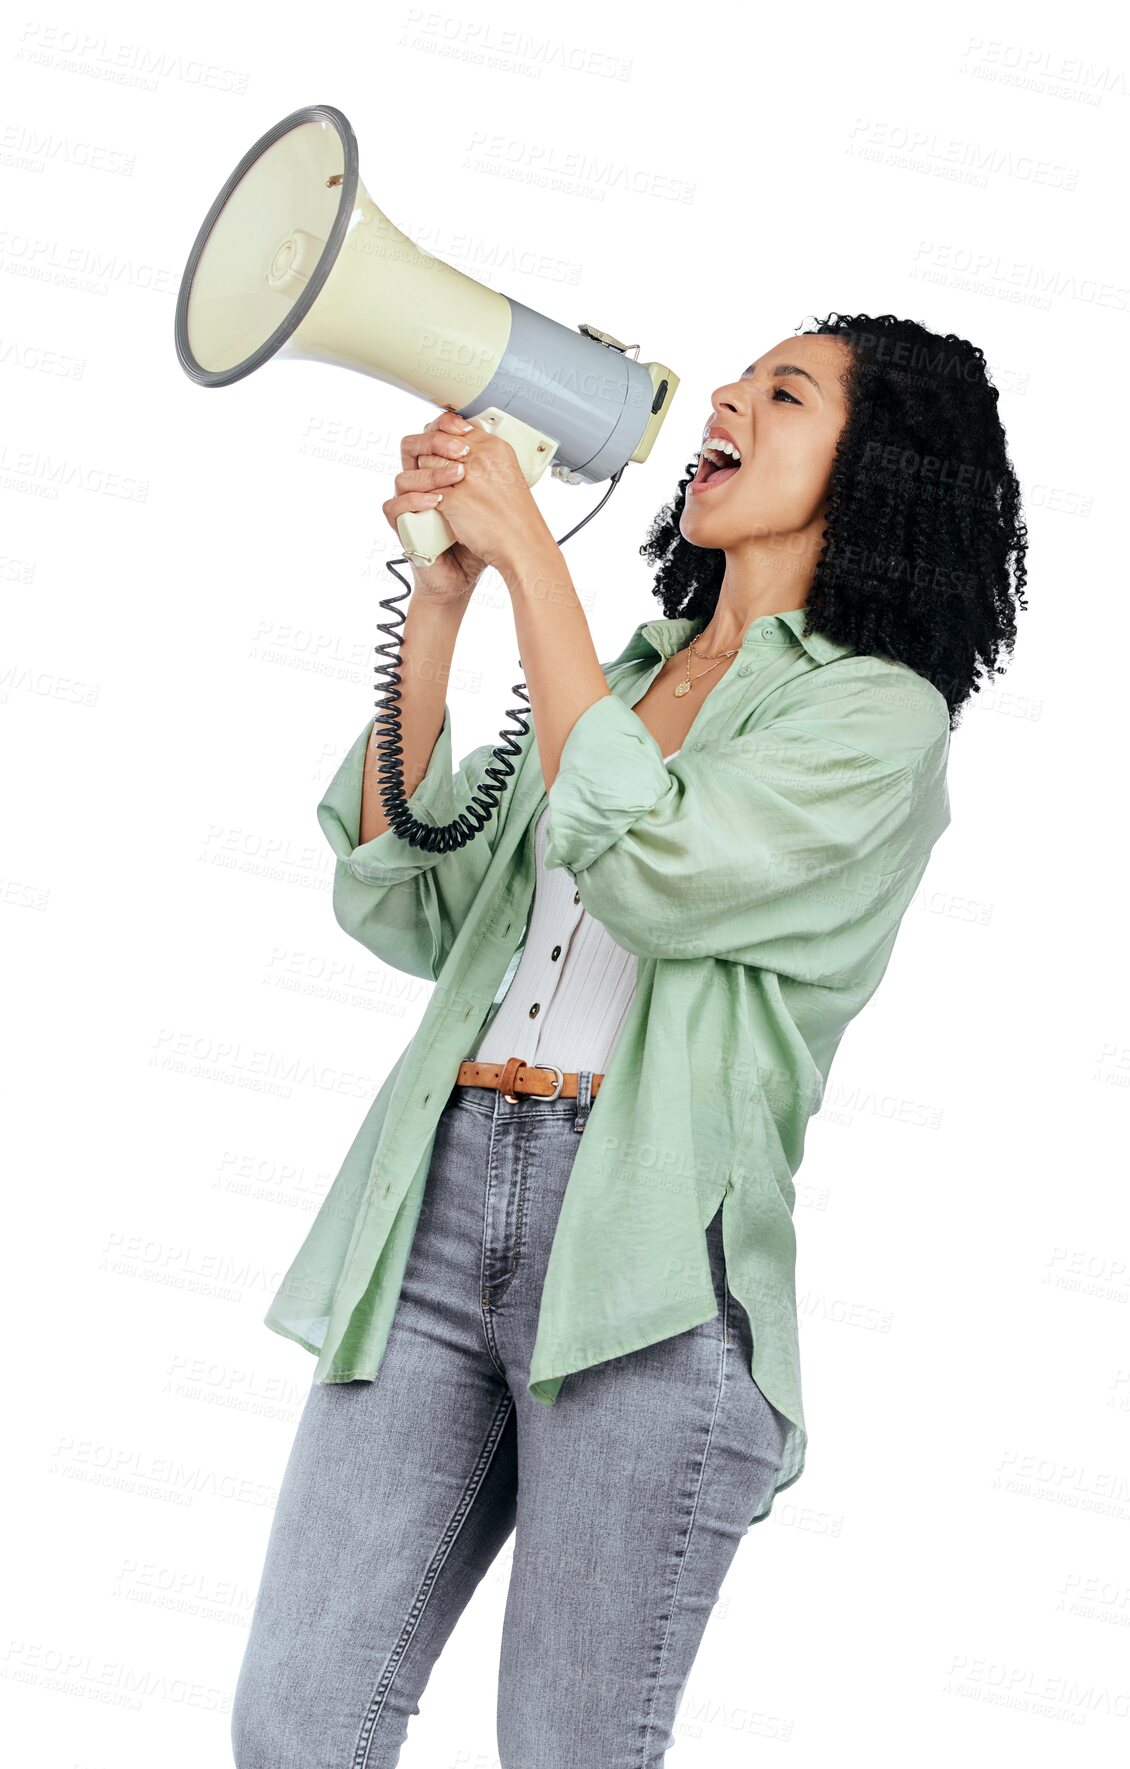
[467,752,679,1074]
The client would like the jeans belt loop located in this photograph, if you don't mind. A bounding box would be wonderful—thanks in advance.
[574,1068,593,1133]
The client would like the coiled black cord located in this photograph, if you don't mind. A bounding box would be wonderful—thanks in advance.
[372,464,627,851]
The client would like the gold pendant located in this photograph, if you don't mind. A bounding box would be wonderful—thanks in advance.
[674,681,691,697]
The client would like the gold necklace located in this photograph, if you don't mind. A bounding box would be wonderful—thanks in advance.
[673,632,742,698]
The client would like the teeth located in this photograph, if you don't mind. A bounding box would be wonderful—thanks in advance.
[700,437,742,469]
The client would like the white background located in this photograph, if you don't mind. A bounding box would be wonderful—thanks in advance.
[3,0,1128,1764]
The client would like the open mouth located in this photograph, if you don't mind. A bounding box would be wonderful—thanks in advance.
[690,446,742,494]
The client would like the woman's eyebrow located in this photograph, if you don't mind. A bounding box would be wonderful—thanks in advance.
[742,360,825,401]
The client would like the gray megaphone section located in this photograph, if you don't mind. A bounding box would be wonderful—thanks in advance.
[461,296,661,484]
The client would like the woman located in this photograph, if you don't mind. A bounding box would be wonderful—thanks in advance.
[232,311,1027,1767]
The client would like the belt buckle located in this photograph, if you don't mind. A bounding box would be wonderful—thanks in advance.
[503,1062,564,1103]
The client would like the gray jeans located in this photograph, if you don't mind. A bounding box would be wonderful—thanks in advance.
[231,1079,789,1768]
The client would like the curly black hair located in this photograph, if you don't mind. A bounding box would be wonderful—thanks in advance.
[640,312,1028,730]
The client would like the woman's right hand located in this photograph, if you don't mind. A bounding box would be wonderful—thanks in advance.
[382,410,490,602]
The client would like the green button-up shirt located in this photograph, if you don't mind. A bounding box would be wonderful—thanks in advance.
[264,606,951,1528]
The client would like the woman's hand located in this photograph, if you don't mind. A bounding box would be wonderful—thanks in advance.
[381,411,490,602]
[429,421,555,578]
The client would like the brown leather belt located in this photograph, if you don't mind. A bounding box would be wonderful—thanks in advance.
[454,1055,606,1104]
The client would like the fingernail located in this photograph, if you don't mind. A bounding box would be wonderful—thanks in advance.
[451,463,464,477]
[460,422,474,432]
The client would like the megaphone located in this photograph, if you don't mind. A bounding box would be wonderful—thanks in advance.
[174,103,680,571]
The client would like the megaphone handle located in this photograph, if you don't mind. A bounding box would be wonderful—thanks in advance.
[396,408,559,570]
[395,505,457,572]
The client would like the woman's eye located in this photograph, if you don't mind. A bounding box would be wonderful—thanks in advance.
[772,386,801,404]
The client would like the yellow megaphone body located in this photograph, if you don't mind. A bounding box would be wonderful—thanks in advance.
[174,103,680,568]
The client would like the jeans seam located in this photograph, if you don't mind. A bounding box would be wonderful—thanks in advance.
[353,1388,515,1768]
[637,1274,730,1765]
[478,1104,510,1377]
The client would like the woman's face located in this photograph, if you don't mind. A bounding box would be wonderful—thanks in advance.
[679,333,853,556]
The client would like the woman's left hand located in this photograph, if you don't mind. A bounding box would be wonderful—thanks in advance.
[432,421,554,577]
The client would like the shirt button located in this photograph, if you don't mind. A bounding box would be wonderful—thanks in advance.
[551,945,561,961]
[739,663,752,676]
[528,1002,540,1019]
[573,890,580,904]
[759,623,775,639]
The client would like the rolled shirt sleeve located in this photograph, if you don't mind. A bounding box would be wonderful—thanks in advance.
[543,691,948,974]
[316,705,516,980]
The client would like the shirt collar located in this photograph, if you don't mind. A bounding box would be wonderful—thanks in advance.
[773,606,857,663]
[608,607,856,671]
